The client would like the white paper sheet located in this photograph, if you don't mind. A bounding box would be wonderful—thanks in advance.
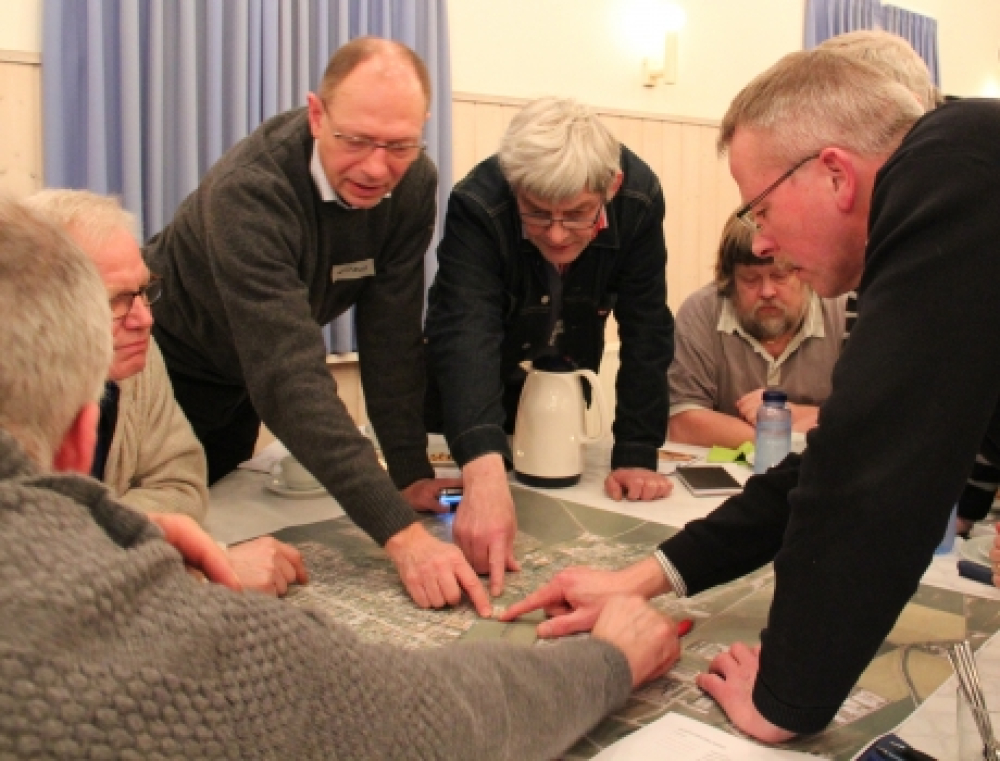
[591,713,814,761]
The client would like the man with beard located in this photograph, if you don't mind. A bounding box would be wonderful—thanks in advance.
[668,215,845,448]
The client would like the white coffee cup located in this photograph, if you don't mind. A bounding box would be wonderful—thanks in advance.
[271,455,321,491]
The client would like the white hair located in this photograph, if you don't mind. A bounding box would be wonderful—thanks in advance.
[23,189,138,250]
[0,197,112,467]
[818,30,939,112]
[498,97,621,200]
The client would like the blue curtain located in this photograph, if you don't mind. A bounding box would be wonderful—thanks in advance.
[804,0,882,49]
[804,0,940,87]
[42,0,452,353]
[882,5,940,86]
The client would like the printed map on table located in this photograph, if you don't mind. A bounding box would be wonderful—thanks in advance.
[273,488,1000,761]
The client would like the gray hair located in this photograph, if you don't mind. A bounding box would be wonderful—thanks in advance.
[498,97,621,200]
[718,50,924,163]
[23,189,138,251]
[0,197,112,467]
[818,30,940,111]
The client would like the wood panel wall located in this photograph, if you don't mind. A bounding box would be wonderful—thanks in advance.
[452,92,741,315]
[0,51,43,198]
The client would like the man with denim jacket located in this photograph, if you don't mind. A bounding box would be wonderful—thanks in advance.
[425,98,675,596]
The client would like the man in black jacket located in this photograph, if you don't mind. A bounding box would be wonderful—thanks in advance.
[504,50,1000,741]
[425,97,675,596]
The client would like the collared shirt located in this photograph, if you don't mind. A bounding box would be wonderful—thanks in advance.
[310,142,390,209]
[668,284,846,419]
[716,292,827,387]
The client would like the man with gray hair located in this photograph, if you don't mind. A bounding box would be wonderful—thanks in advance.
[425,97,674,596]
[0,196,685,759]
[25,189,307,596]
[504,50,1000,741]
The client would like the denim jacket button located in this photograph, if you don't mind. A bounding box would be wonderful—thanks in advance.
[541,295,550,304]
[522,343,531,350]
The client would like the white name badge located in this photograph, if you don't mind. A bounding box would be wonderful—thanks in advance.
[331,259,375,282]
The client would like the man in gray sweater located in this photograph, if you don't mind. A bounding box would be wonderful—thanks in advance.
[0,198,681,758]
[145,37,488,614]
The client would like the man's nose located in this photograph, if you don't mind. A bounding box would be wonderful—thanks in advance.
[544,221,571,245]
[760,276,778,299]
[357,147,391,180]
[124,297,154,329]
[752,233,775,259]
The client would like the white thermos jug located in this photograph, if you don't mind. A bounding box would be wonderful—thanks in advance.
[512,357,609,487]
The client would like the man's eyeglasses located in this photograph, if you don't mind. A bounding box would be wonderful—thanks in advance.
[110,276,162,323]
[519,205,603,231]
[320,98,424,161]
[331,131,425,161]
[735,153,820,232]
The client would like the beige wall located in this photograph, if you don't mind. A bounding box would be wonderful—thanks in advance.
[449,0,1000,117]
[0,0,42,53]
[0,51,42,198]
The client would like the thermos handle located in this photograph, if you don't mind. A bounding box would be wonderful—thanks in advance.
[575,369,608,443]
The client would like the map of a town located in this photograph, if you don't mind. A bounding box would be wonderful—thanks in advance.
[274,488,1000,760]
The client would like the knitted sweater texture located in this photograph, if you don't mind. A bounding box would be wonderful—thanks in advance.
[0,431,631,759]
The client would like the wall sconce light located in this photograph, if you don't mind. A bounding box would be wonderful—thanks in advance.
[642,3,686,87]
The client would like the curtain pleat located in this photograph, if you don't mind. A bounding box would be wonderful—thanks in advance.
[43,0,452,353]
[804,0,940,90]
[883,5,940,85]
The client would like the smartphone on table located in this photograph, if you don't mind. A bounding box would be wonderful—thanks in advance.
[439,487,463,510]
[675,466,743,497]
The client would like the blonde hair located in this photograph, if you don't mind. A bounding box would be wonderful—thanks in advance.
[818,30,940,111]
[0,197,112,467]
[24,189,138,251]
[718,50,924,163]
[498,97,621,201]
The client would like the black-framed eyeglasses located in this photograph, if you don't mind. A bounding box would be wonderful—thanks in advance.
[519,205,603,231]
[321,101,425,161]
[110,275,162,323]
[735,153,820,232]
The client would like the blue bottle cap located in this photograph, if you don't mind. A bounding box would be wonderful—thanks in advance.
[763,389,787,403]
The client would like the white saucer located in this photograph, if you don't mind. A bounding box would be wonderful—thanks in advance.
[264,478,327,500]
[959,535,993,566]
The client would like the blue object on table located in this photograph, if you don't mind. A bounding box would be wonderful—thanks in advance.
[934,504,958,555]
[958,559,995,586]
[857,733,936,760]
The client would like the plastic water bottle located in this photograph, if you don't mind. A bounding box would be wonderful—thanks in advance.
[754,389,792,475]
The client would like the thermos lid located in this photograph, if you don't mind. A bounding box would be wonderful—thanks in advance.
[762,389,788,403]
[531,355,578,373]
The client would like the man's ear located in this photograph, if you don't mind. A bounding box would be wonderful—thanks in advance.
[606,171,624,202]
[821,147,858,213]
[305,92,326,140]
[53,402,100,474]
